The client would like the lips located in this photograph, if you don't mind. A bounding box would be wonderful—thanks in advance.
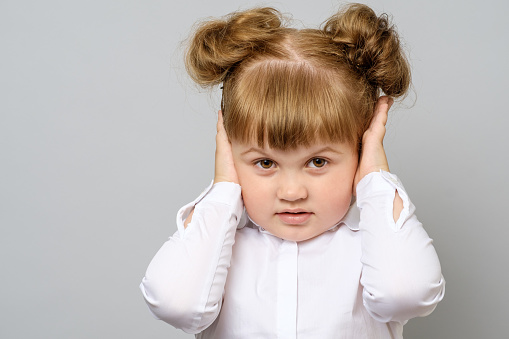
[276,209,312,225]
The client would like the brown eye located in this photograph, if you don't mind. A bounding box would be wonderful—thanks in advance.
[309,158,327,168]
[257,159,274,169]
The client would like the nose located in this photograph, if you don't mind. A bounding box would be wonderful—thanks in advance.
[276,172,308,202]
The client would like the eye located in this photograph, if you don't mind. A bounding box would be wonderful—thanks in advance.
[308,158,327,168]
[256,159,275,169]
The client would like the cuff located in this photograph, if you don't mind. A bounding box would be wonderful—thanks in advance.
[356,170,414,231]
[176,181,243,235]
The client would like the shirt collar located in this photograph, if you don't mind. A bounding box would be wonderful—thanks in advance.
[338,201,360,231]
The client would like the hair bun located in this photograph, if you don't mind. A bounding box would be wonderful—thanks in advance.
[323,4,410,96]
[186,8,283,86]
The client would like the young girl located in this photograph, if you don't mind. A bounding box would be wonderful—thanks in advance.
[140,4,445,338]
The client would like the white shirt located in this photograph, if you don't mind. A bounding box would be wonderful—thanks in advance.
[140,171,445,338]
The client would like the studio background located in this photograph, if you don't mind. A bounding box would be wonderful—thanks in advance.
[1,0,507,338]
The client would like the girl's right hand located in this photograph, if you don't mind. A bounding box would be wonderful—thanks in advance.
[186,111,238,228]
[213,111,239,184]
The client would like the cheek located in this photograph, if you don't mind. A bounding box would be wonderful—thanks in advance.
[240,184,272,225]
[323,185,351,206]
[319,185,353,225]
[318,171,355,208]
[236,172,269,217]
[235,162,253,190]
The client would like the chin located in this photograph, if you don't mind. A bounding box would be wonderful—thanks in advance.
[273,227,324,243]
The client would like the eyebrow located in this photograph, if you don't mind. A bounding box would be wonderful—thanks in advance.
[240,146,344,156]
[312,146,344,155]
[240,147,269,156]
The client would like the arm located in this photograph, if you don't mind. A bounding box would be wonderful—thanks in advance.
[140,112,242,333]
[140,182,243,333]
[354,97,445,323]
[357,171,445,323]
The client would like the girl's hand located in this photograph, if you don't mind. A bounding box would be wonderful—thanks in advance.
[354,96,403,222]
[353,96,393,191]
[185,111,238,228]
[213,111,239,184]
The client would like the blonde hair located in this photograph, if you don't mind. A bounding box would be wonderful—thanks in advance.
[185,4,410,150]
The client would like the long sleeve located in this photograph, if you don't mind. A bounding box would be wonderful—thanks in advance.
[139,182,243,334]
[356,171,445,324]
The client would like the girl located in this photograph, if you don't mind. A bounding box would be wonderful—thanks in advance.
[140,4,445,338]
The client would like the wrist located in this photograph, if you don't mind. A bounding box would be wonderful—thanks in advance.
[213,175,239,185]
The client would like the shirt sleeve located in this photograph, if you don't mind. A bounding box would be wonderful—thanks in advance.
[139,182,243,334]
[356,171,445,324]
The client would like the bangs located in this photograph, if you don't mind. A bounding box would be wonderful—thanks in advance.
[223,61,361,150]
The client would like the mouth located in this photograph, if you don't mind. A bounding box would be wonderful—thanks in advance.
[276,210,312,225]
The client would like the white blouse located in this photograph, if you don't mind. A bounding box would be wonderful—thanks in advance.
[140,171,445,338]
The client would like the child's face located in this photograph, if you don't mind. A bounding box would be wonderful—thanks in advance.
[232,140,358,242]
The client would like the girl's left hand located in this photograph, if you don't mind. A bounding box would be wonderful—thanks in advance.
[353,96,393,192]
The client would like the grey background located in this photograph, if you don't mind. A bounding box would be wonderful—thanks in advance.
[1,0,507,338]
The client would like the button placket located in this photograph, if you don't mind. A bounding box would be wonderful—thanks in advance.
[276,240,298,339]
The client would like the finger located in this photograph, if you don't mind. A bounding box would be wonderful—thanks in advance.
[363,96,393,144]
[214,110,238,184]
[217,110,223,132]
[216,111,229,144]
[371,96,393,129]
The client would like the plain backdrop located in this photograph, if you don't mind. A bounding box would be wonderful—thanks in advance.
[1,0,508,338]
